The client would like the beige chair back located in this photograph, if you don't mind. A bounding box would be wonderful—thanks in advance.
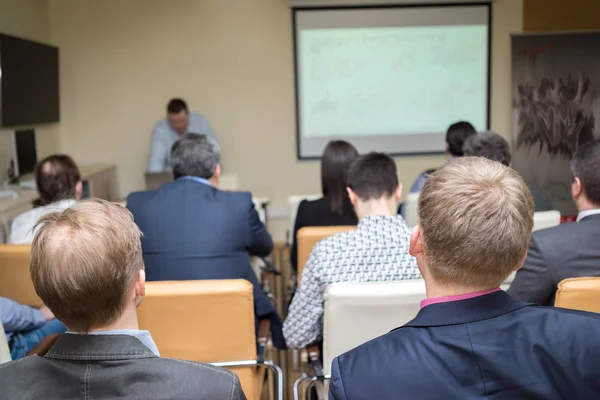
[0,321,11,364]
[555,277,600,313]
[287,195,321,245]
[0,245,42,306]
[137,280,262,400]
[296,226,356,282]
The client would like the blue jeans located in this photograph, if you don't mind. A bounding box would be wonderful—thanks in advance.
[9,319,66,359]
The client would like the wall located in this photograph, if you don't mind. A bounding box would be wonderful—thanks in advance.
[47,0,522,241]
[0,0,61,182]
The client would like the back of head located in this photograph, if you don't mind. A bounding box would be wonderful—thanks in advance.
[347,152,398,201]
[418,157,533,288]
[167,98,188,114]
[462,131,512,167]
[571,139,600,207]
[30,198,143,332]
[170,133,220,179]
[35,154,81,205]
[446,121,477,157]
[321,140,360,214]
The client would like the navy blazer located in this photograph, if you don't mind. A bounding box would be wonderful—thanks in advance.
[127,178,284,348]
[330,291,600,399]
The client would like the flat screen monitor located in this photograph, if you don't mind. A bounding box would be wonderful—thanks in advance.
[13,129,37,176]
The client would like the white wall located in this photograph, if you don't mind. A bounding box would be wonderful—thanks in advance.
[1,0,522,241]
[0,0,61,183]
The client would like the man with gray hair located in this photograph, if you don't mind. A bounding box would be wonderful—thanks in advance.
[128,133,284,348]
[462,131,553,211]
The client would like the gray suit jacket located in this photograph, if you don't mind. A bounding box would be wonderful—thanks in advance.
[508,213,600,306]
[0,334,246,400]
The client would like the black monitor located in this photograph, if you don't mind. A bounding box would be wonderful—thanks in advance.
[13,129,37,176]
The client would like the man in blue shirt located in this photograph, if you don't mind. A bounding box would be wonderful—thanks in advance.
[147,98,217,172]
[0,297,66,359]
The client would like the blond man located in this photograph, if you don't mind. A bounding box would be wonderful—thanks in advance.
[0,199,245,400]
[329,157,600,400]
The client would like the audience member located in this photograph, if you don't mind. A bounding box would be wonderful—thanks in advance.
[129,133,284,348]
[0,297,65,359]
[284,153,420,349]
[9,155,81,244]
[0,199,245,399]
[147,98,217,172]
[462,131,553,211]
[290,140,359,271]
[509,139,600,305]
[329,157,600,399]
[409,121,475,193]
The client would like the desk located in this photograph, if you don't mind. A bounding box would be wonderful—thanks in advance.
[0,164,117,243]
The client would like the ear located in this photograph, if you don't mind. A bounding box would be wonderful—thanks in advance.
[513,251,527,272]
[135,269,146,308]
[409,225,424,257]
[347,187,358,207]
[394,184,403,201]
[74,181,83,200]
[213,164,221,181]
[572,177,583,200]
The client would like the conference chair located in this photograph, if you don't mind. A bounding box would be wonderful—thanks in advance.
[0,321,10,364]
[554,277,600,313]
[296,226,356,284]
[403,192,420,228]
[532,210,561,232]
[0,245,42,306]
[137,279,283,400]
[287,195,321,246]
[293,280,427,400]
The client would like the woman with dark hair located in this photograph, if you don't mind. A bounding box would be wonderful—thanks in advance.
[290,140,359,271]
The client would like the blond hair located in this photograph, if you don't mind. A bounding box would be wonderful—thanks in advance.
[418,157,534,288]
[30,198,143,332]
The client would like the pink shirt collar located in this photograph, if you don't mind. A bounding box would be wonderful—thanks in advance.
[420,288,502,309]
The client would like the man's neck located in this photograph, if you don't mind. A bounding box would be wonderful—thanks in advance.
[85,307,140,333]
[356,198,397,219]
[424,280,496,299]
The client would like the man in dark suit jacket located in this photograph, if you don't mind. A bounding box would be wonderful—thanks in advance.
[0,199,245,400]
[128,133,284,348]
[509,139,600,305]
[329,157,600,400]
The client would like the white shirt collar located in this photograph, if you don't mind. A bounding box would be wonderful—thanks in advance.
[577,209,600,222]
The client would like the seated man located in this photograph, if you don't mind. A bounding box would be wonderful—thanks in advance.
[329,157,600,399]
[9,155,82,244]
[128,133,284,348]
[509,139,600,305]
[147,98,217,172]
[0,297,65,359]
[462,130,553,211]
[0,199,245,399]
[283,152,420,349]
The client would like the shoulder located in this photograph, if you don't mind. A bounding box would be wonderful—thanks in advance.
[151,358,240,395]
[531,222,580,246]
[312,229,355,254]
[152,118,169,133]
[217,190,252,204]
[127,189,155,205]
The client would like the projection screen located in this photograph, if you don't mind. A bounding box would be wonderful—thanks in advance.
[293,4,491,159]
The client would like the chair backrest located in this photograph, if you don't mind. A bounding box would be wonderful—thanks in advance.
[287,194,321,245]
[532,210,561,232]
[137,280,260,399]
[404,192,420,228]
[0,321,11,364]
[554,277,600,313]
[322,280,427,373]
[296,226,356,281]
[0,245,42,307]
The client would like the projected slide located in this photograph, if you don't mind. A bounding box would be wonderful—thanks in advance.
[298,25,488,138]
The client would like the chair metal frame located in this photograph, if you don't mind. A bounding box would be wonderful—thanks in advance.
[293,372,331,400]
[211,359,284,400]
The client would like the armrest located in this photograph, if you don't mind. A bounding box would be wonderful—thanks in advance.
[307,343,324,377]
[27,333,61,357]
[257,319,271,361]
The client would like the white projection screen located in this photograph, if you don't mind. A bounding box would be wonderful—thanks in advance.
[293,4,491,159]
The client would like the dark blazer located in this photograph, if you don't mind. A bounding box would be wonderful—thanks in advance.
[330,291,600,400]
[508,213,600,305]
[0,334,246,399]
[290,197,357,270]
[127,178,284,348]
